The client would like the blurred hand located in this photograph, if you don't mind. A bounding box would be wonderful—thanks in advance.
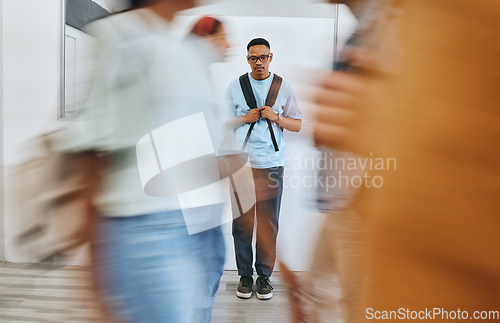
[280,261,319,323]
[260,106,279,122]
[313,51,379,154]
[244,109,261,123]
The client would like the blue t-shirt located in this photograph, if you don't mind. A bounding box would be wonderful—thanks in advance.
[225,73,302,168]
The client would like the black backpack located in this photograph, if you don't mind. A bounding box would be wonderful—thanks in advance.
[239,73,283,152]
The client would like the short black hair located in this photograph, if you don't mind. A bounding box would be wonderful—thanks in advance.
[247,38,270,52]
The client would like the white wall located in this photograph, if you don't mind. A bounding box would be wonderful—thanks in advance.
[0,0,5,262]
[3,0,63,163]
[2,0,65,262]
[1,0,357,270]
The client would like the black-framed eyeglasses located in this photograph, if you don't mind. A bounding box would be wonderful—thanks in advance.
[247,54,271,63]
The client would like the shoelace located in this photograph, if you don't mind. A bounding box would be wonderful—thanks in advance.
[260,277,274,290]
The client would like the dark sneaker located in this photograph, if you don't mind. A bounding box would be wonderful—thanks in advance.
[256,275,273,300]
[236,276,253,299]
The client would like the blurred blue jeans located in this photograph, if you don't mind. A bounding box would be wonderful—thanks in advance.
[95,210,225,323]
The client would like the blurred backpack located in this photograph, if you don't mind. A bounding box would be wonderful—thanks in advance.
[11,132,101,263]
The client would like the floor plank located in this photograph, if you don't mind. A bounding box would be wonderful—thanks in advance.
[0,262,341,322]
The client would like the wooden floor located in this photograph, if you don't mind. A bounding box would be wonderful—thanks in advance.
[0,262,342,322]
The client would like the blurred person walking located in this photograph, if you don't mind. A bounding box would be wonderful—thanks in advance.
[299,1,402,322]
[182,15,232,322]
[225,38,303,300]
[312,0,500,320]
[55,0,233,322]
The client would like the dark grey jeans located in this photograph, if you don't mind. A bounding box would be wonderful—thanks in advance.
[232,166,284,277]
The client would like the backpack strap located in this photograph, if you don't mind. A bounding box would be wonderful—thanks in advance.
[265,74,282,107]
[239,73,282,152]
[239,74,258,109]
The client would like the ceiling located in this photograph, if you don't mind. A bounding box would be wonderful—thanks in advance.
[100,0,339,18]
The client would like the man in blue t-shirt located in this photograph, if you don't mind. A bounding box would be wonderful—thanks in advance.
[225,38,302,300]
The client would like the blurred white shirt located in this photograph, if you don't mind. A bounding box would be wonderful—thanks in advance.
[57,8,225,218]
